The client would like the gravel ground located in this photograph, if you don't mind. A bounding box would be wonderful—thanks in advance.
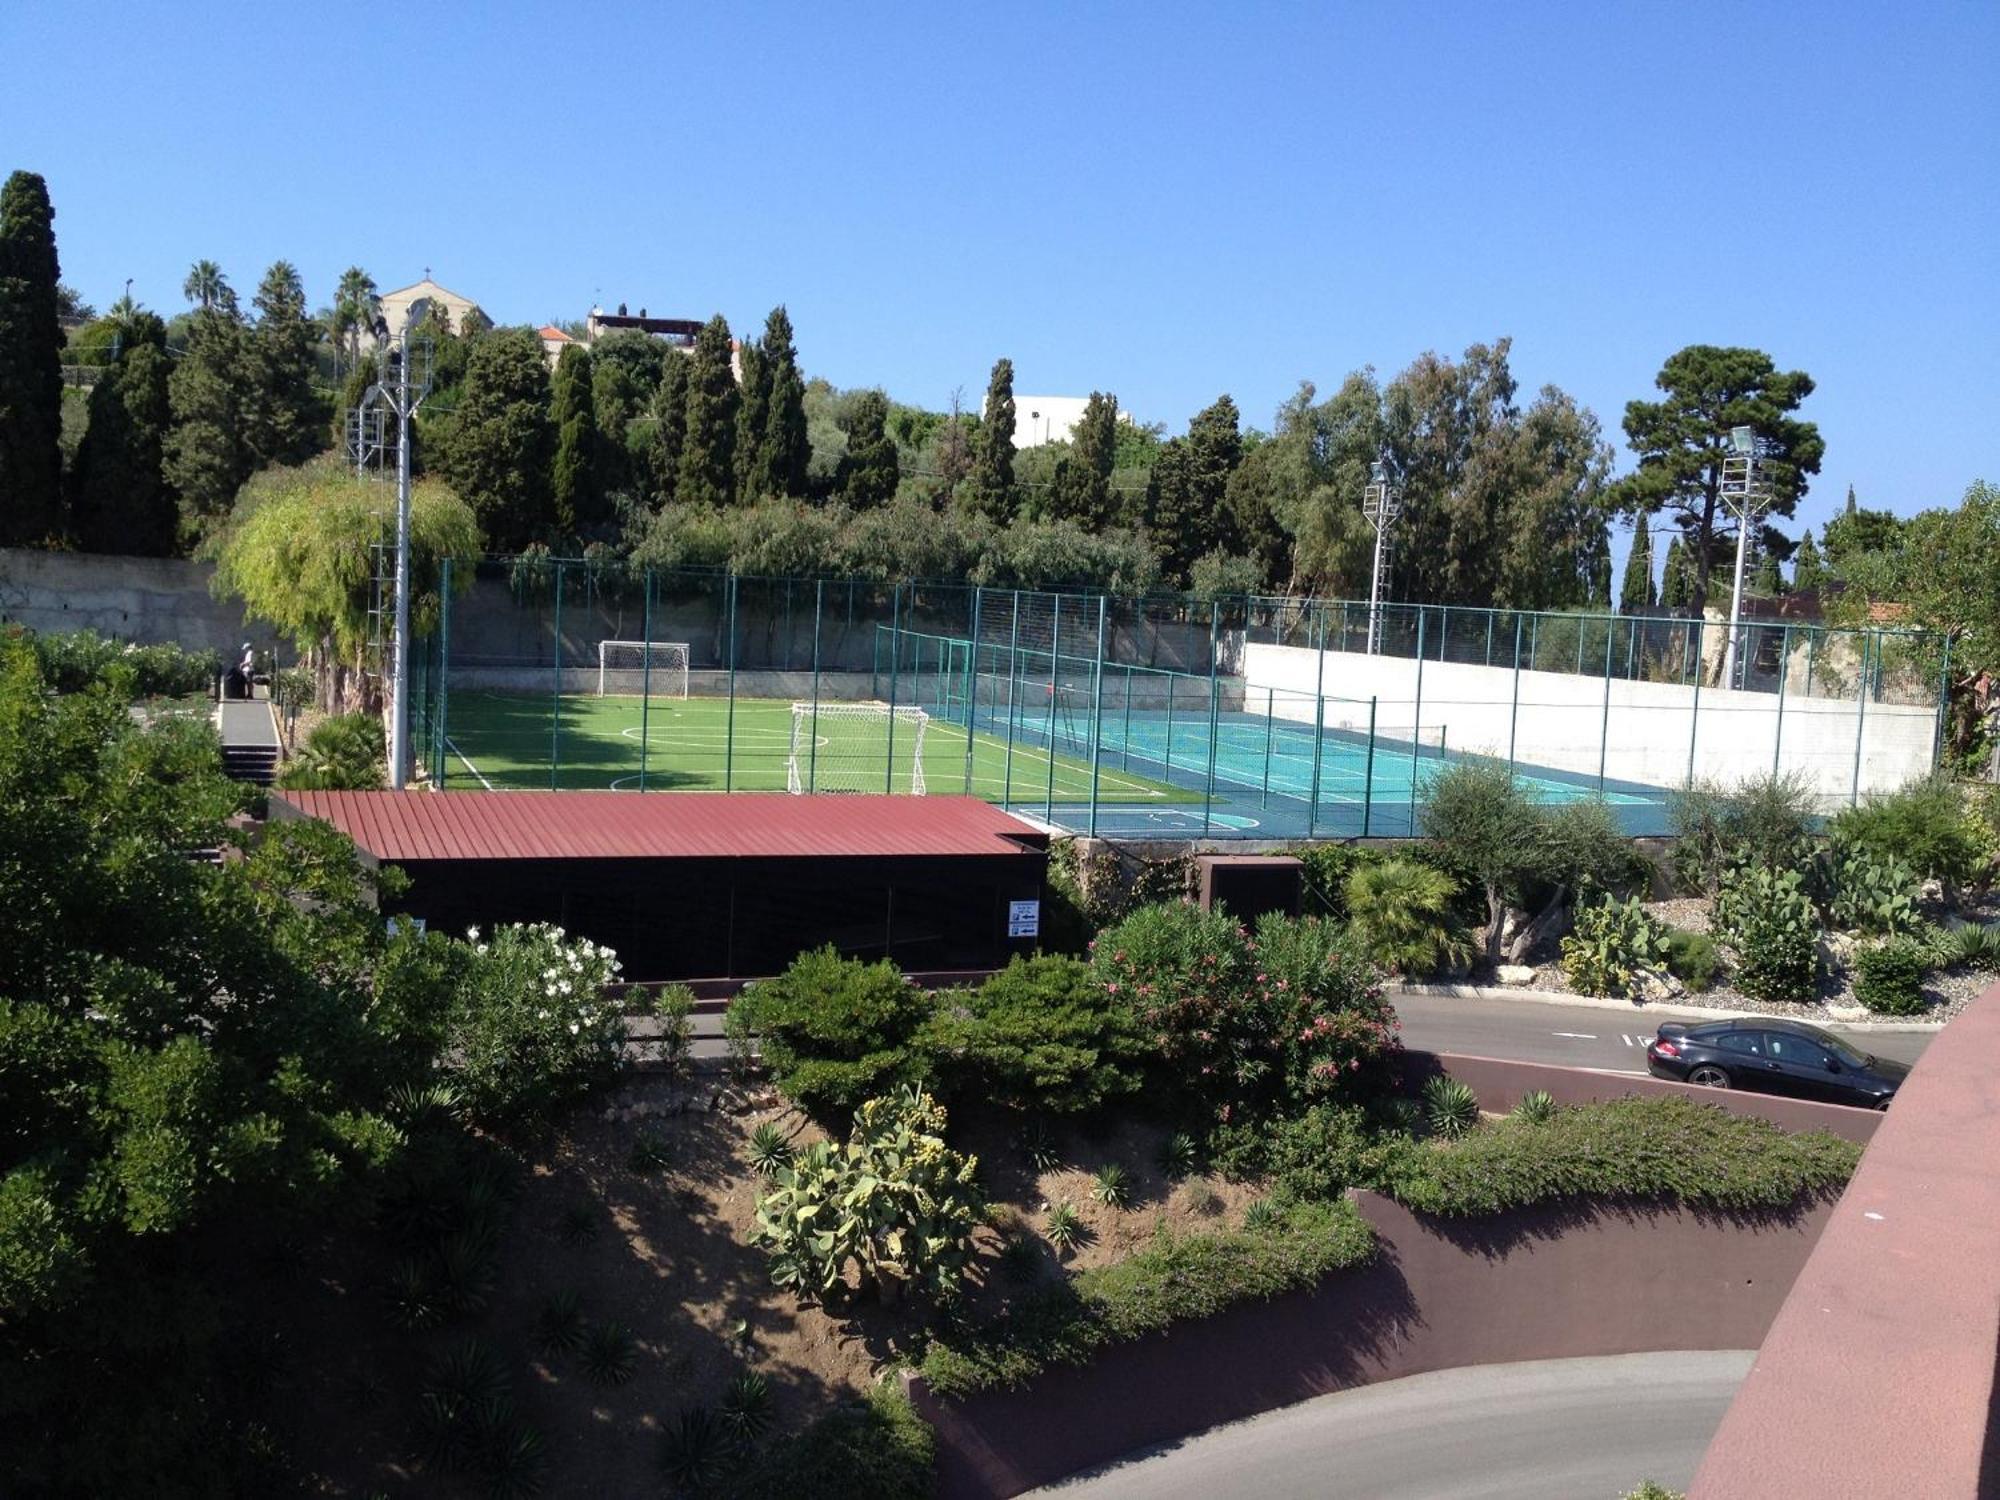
[1511,897,1999,1024]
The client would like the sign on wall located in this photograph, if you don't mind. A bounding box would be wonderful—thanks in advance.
[1007,899,1040,938]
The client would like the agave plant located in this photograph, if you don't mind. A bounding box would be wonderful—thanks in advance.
[1510,1089,1557,1125]
[659,1406,731,1490]
[1044,1200,1084,1253]
[385,1258,443,1331]
[747,1121,793,1177]
[434,1222,499,1317]
[578,1321,638,1386]
[556,1201,601,1246]
[1423,1075,1480,1139]
[1242,1197,1283,1231]
[1155,1131,1198,1180]
[1090,1163,1132,1210]
[998,1234,1042,1283]
[477,1420,549,1500]
[1949,921,2000,973]
[532,1289,585,1357]
[628,1128,673,1174]
[718,1370,774,1441]
[1021,1120,1064,1173]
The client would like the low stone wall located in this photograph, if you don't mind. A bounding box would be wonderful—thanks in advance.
[910,1187,1829,1499]
[0,547,279,655]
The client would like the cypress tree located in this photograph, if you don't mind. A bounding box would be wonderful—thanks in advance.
[1791,531,1825,594]
[549,343,598,536]
[961,357,1016,521]
[437,326,554,550]
[591,353,641,499]
[838,389,899,509]
[1752,549,1783,596]
[71,312,177,555]
[734,337,771,499]
[1146,395,1243,584]
[676,314,738,507]
[0,170,66,544]
[1050,391,1117,526]
[248,261,327,466]
[758,306,809,498]
[164,300,257,532]
[649,350,690,505]
[1659,535,1690,608]
[1619,513,1656,613]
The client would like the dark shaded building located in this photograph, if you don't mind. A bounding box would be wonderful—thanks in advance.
[273,791,1050,980]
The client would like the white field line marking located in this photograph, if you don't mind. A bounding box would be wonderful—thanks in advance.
[445,738,496,791]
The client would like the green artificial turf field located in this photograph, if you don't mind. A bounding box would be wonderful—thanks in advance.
[439,690,1196,804]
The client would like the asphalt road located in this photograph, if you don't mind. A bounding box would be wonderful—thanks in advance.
[1391,988,1936,1072]
[1029,1350,1755,1500]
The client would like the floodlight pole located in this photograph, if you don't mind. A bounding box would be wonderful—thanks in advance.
[1362,459,1400,656]
[388,328,415,789]
[1718,425,1771,692]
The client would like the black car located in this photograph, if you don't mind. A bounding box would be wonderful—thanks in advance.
[1646,1018,1909,1110]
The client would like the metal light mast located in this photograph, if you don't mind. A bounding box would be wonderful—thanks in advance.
[1362,459,1401,655]
[1718,425,1772,691]
[371,313,433,789]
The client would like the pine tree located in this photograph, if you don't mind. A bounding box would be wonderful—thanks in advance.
[549,343,598,536]
[838,390,899,509]
[0,170,66,544]
[1791,530,1825,595]
[437,326,554,549]
[247,261,326,467]
[757,306,809,499]
[734,337,772,499]
[677,314,738,507]
[70,312,177,555]
[961,357,1017,521]
[1049,391,1117,526]
[164,302,257,533]
[1619,513,1657,613]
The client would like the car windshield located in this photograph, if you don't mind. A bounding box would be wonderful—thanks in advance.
[1788,1024,1870,1068]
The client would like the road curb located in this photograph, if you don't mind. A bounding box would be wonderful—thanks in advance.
[1390,982,1946,1034]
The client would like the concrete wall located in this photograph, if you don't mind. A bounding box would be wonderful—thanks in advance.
[1243,641,1938,804]
[0,547,280,655]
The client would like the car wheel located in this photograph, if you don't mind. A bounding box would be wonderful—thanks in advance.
[1687,1065,1730,1089]
[1873,1096,1892,1111]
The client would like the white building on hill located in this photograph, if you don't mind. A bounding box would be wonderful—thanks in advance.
[1013,395,1129,448]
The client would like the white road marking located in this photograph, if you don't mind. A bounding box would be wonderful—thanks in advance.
[1551,1031,1597,1040]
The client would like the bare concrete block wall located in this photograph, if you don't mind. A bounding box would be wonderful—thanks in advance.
[1,547,281,655]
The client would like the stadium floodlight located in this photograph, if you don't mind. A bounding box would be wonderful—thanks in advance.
[1361,458,1401,656]
[380,311,435,791]
[1718,424,1773,691]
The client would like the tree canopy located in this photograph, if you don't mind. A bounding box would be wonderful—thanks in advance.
[0,170,65,544]
[438,325,554,550]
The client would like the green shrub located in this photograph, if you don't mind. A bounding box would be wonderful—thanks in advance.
[925,954,1144,1115]
[1289,842,1381,921]
[1386,1095,1860,1217]
[1670,772,1817,893]
[734,947,935,1117]
[1714,866,1820,1004]
[752,1087,983,1304]
[1854,939,1928,1016]
[1623,1486,1685,1500]
[918,1197,1376,1400]
[726,1383,935,1500]
[1092,901,1265,1112]
[1661,929,1722,991]
[1830,775,1991,898]
[276,712,384,791]
[1343,858,1470,977]
[647,982,696,1074]
[26,627,221,699]
[1251,911,1401,1104]
[1560,895,1669,998]
[446,924,627,1128]
[1214,1103,1409,1202]
[1818,840,1921,935]
[1422,1075,1480,1138]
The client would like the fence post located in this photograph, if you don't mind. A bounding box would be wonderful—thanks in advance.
[1202,601,1220,836]
[1410,611,1426,834]
[1686,618,1704,790]
[1485,609,1494,667]
[1002,591,1020,804]
[1261,685,1276,807]
[1599,616,1615,791]
[1772,623,1790,777]
[886,582,903,795]
[1044,593,1060,820]
[1308,609,1328,839]
[1507,615,1524,774]
[639,570,653,792]
[549,562,564,790]
[1851,632,1870,807]
[1362,696,1378,837]
[1087,596,1107,836]
[435,558,453,788]
[810,579,824,793]
[724,574,739,793]
[1121,666,1134,771]
[964,587,981,794]
[1933,635,1953,772]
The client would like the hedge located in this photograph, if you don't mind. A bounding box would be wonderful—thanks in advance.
[918,1197,1375,1401]
[1385,1094,1861,1217]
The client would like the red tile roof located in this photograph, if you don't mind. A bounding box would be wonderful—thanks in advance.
[276,791,1047,862]
[538,324,577,342]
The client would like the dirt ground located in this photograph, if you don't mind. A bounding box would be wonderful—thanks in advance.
[283,1073,1262,1496]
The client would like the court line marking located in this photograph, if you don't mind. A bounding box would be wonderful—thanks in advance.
[444,737,496,791]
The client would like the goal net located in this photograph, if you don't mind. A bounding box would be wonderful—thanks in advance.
[598,640,689,698]
[788,702,929,795]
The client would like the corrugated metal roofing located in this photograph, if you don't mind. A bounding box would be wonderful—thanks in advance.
[277,791,1048,862]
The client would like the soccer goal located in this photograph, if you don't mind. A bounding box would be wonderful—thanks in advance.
[788,702,928,795]
[597,640,689,698]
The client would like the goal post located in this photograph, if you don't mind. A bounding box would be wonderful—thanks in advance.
[788,701,928,795]
[597,640,689,698]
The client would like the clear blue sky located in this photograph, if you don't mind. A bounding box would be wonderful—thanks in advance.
[5,1,1994,557]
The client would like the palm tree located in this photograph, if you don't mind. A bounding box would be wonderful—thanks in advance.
[183,259,228,311]
[332,266,378,365]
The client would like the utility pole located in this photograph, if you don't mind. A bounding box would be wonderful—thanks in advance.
[1718,425,1771,691]
[370,314,432,788]
[1362,459,1401,655]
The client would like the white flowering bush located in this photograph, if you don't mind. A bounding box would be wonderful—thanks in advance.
[448,923,627,1126]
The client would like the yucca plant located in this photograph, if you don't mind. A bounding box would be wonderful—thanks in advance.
[556,1201,600,1246]
[718,1370,774,1441]
[1374,1096,1425,1136]
[747,1121,793,1177]
[659,1406,731,1490]
[1090,1163,1132,1210]
[578,1321,638,1386]
[1242,1197,1283,1231]
[1948,921,2000,973]
[1021,1119,1063,1173]
[999,1234,1042,1283]
[386,1079,463,1127]
[1044,1200,1084,1253]
[1155,1131,1198,1179]
[435,1222,498,1318]
[1423,1075,1480,1139]
[628,1128,673,1174]
[385,1258,443,1331]
[477,1420,549,1500]
[532,1289,585,1358]
[1511,1089,1557,1125]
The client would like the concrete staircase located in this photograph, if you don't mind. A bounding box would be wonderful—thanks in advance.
[217,699,282,787]
[221,742,280,786]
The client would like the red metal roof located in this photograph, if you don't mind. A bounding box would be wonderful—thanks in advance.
[276,791,1048,862]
